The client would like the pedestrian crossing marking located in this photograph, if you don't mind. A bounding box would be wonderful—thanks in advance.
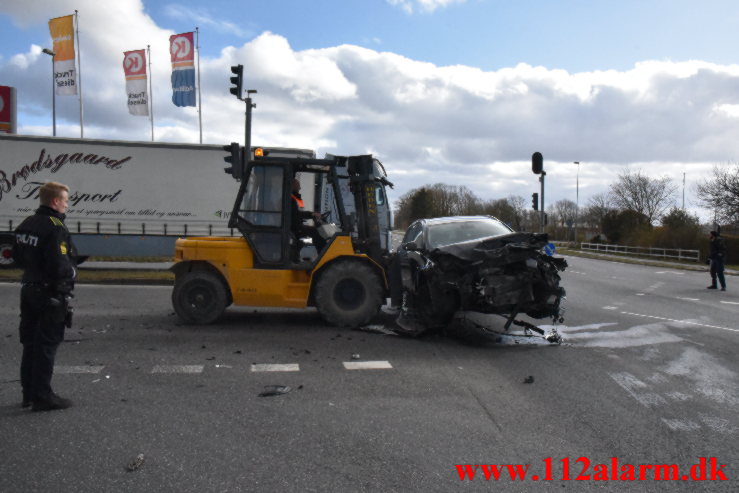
[55,365,104,374]
[343,361,393,370]
[251,363,300,372]
[151,365,204,374]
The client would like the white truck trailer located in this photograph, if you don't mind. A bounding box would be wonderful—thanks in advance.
[0,134,315,267]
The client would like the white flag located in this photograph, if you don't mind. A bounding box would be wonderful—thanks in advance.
[123,50,149,116]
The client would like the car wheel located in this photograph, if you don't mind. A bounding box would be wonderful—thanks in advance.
[172,271,228,324]
[314,260,383,327]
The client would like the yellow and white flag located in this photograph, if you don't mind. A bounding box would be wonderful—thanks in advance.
[48,15,77,96]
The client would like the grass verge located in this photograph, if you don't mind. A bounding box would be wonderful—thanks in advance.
[0,268,173,285]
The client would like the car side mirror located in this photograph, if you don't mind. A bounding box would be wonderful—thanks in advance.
[403,241,419,251]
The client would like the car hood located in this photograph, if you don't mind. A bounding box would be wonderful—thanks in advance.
[427,231,550,263]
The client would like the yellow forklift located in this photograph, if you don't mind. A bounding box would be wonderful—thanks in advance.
[171,148,394,327]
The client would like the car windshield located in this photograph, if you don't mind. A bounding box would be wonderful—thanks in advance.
[426,219,512,249]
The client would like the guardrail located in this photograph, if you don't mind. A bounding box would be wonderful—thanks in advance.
[579,242,700,262]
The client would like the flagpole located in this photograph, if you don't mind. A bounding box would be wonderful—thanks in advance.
[196,27,203,144]
[147,45,154,141]
[75,10,84,138]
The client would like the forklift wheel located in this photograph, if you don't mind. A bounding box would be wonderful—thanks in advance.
[172,271,228,324]
[314,260,383,327]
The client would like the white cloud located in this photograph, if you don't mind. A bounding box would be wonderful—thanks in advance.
[387,0,467,14]
[162,4,253,38]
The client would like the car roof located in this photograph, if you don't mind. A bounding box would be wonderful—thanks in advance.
[415,216,500,226]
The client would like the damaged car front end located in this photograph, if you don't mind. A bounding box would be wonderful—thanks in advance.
[392,216,567,343]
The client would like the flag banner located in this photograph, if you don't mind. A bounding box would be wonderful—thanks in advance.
[169,32,196,107]
[123,50,149,116]
[0,85,16,133]
[48,15,77,96]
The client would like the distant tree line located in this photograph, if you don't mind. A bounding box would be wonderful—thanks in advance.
[394,165,739,263]
[393,183,538,231]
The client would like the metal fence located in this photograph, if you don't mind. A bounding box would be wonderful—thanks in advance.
[579,242,701,262]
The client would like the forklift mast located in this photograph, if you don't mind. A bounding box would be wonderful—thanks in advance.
[347,155,384,263]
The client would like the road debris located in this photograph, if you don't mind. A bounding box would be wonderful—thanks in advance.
[126,453,145,472]
[258,385,292,397]
[524,376,535,384]
[356,324,398,336]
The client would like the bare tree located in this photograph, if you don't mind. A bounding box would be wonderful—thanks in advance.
[609,170,677,224]
[552,199,578,228]
[696,164,739,225]
[581,192,616,229]
[507,195,527,231]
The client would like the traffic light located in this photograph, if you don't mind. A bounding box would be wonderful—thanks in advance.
[223,142,243,180]
[532,192,539,211]
[532,152,543,174]
[229,64,243,99]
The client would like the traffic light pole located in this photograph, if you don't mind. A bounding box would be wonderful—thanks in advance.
[539,171,546,233]
[244,92,255,173]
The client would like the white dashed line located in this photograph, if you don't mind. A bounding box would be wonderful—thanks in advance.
[55,365,104,374]
[677,297,700,302]
[343,361,393,370]
[720,301,739,305]
[635,293,645,296]
[151,365,204,374]
[603,306,618,310]
[250,363,300,372]
[620,311,738,333]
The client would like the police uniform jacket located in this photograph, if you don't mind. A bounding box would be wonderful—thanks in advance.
[13,205,77,291]
[709,237,726,261]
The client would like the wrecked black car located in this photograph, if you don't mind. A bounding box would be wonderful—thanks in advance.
[390,216,567,343]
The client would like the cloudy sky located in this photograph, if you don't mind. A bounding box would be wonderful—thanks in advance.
[2,0,739,221]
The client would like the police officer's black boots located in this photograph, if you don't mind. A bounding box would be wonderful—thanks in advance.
[31,392,73,412]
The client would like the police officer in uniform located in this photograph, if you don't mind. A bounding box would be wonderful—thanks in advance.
[13,181,77,411]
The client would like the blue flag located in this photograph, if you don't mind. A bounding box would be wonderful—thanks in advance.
[169,32,196,108]
[171,68,196,107]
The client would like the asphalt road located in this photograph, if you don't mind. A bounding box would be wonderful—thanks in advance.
[0,255,736,492]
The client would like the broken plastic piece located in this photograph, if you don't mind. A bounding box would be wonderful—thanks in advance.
[544,330,562,344]
[126,453,145,472]
[258,385,292,397]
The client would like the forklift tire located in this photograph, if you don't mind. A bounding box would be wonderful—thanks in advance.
[314,260,383,327]
[172,271,228,325]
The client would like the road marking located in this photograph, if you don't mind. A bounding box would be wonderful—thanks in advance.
[620,311,738,333]
[343,361,393,370]
[251,363,300,372]
[608,372,667,407]
[56,365,104,374]
[603,306,618,310]
[151,365,204,374]
[635,293,645,296]
[720,301,739,305]
[677,297,700,301]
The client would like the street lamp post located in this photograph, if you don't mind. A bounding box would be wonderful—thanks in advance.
[573,161,580,243]
[42,48,56,136]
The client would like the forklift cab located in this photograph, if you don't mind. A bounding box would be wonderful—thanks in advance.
[227,151,390,269]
